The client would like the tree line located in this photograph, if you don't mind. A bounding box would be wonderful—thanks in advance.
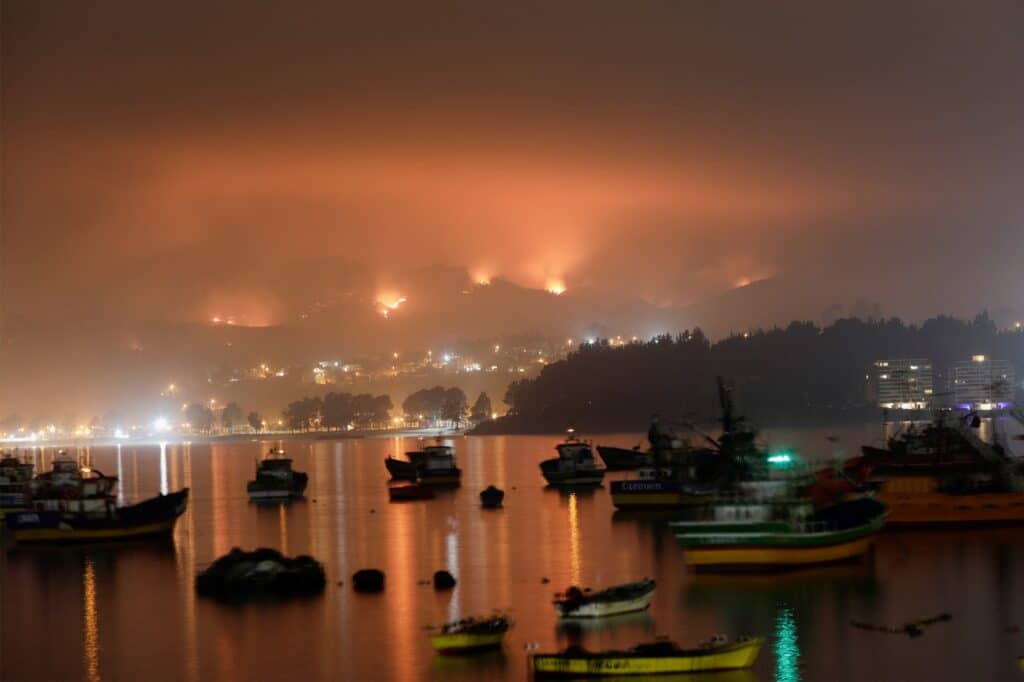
[477,312,1024,433]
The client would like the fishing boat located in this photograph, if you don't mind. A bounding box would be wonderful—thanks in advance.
[611,469,718,511]
[595,445,652,471]
[416,444,462,485]
[429,614,511,654]
[388,483,435,501]
[247,448,308,500]
[384,455,419,481]
[28,456,118,501]
[540,433,605,486]
[553,578,656,618]
[5,488,190,543]
[672,495,887,569]
[0,451,34,517]
[875,475,1024,525]
[531,635,764,677]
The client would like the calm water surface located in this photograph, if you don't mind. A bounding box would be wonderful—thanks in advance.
[4,427,1024,681]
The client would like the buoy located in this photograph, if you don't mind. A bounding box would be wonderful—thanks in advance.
[352,568,386,593]
[433,570,456,590]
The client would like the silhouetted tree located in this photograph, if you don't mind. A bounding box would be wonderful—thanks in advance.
[184,403,215,434]
[282,397,322,431]
[470,392,493,423]
[247,411,263,433]
[442,387,468,426]
[221,402,244,431]
[322,392,355,430]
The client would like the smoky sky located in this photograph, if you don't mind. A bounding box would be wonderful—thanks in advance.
[3,0,1024,328]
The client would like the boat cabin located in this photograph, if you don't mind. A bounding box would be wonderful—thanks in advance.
[421,445,456,471]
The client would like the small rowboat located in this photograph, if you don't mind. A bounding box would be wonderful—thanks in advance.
[531,636,764,677]
[388,484,435,501]
[554,578,655,618]
[430,615,511,654]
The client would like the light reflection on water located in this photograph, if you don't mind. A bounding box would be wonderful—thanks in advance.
[774,606,800,682]
[3,427,1024,681]
[82,556,100,682]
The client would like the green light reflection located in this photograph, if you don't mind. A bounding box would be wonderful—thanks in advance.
[775,606,801,682]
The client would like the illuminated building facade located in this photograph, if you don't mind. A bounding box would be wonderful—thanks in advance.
[874,359,934,409]
[951,355,1015,410]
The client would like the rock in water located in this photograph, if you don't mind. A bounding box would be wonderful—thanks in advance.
[195,547,326,601]
[353,568,386,593]
[433,570,456,590]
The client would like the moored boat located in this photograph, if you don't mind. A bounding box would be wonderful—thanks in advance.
[385,456,419,481]
[5,488,190,543]
[416,444,461,486]
[595,445,652,471]
[875,474,1024,525]
[429,614,511,654]
[531,635,764,677]
[554,578,656,618]
[540,433,605,486]
[247,448,308,500]
[388,483,435,501]
[673,496,887,570]
[611,472,717,511]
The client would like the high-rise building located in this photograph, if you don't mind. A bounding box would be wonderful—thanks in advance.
[873,359,934,409]
[951,355,1015,410]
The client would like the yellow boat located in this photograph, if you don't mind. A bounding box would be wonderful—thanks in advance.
[429,614,510,654]
[877,476,1024,525]
[532,636,763,677]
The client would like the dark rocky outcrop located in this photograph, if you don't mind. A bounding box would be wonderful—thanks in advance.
[195,547,326,600]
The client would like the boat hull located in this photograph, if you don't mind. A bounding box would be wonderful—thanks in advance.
[879,480,1024,525]
[532,638,763,677]
[385,457,418,481]
[5,489,189,544]
[388,484,435,501]
[429,632,506,654]
[418,469,461,486]
[556,591,654,618]
[610,480,715,510]
[683,535,876,569]
[596,446,650,471]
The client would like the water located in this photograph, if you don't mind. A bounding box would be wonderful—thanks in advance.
[3,428,1024,681]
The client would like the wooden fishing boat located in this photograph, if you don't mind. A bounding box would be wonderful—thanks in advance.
[596,445,652,471]
[388,483,435,501]
[531,636,764,677]
[5,488,189,543]
[611,475,717,510]
[247,448,307,500]
[540,434,605,486]
[673,496,887,569]
[554,578,656,618]
[429,614,511,654]
[875,475,1024,525]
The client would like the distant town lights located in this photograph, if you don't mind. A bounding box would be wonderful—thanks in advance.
[546,280,566,295]
[972,354,987,363]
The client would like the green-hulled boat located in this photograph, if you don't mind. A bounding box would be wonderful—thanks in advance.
[672,496,888,569]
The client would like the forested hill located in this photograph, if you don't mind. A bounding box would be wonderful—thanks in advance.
[473,313,1024,434]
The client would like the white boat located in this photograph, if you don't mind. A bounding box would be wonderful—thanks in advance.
[540,433,605,486]
[553,578,656,618]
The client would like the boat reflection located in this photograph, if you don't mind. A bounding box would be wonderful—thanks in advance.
[555,609,654,637]
[428,647,507,678]
[548,671,759,682]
